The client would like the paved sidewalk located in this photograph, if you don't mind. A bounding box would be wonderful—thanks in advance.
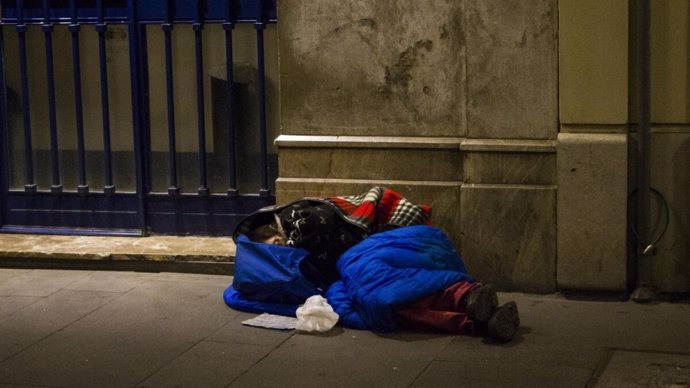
[1,268,689,388]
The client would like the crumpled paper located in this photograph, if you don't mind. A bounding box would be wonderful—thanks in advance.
[295,295,339,332]
[241,313,298,330]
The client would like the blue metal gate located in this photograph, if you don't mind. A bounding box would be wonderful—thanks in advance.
[0,0,277,236]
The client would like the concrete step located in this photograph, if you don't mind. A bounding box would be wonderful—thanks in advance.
[0,233,236,275]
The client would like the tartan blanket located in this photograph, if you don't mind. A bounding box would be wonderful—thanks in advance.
[324,186,432,234]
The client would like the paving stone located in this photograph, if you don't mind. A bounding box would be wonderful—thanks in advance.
[0,289,118,361]
[51,279,235,343]
[0,270,30,284]
[208,312,295,347]
[0,296,41,319]
[502,293,690,353]
[150,272,232,286]
[433,336,603,387]
[411,360,593,388]
[594,350,690,388]
[65,270,151,293]
[136,340,276,388]
[0,270,92,297]
[227,330,454,388]
[0,272,237,387]
[0,330,194,388]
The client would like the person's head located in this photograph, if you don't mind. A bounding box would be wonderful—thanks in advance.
[246,221,286,245]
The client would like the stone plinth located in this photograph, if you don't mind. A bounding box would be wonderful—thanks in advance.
[647,130,690,293]
[557,133,627,291]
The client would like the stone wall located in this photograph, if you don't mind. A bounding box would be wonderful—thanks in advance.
[647,0,690,293]
[558,0,690,294]
[276,0,558,293]
[275,0,690,293]
[557,0,629,291]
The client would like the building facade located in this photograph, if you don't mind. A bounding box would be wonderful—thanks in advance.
[0,0,687,296]
[273,0,689,294]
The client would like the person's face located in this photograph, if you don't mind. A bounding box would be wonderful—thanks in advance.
[263,235,285,246]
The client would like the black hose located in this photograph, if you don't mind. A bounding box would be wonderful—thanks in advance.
[627,187,670,250]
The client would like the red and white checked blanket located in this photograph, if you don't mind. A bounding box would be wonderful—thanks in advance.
[324,186,432,234]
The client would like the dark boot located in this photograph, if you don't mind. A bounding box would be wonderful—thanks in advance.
[487,301,520,342]
[463,284,498,323]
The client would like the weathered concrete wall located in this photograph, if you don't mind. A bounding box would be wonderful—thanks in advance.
[646,1,690,293]
[558,0,690,294]
[276,0,690,294]
[557,0,630,292]
[461,0,558,293]
[277,0,558,292]
[557,133,628,291]
[465,0,558,140]
[278,0,467,137]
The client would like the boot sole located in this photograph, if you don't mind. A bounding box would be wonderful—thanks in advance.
[487,301,520,342]
[466,284,498,323]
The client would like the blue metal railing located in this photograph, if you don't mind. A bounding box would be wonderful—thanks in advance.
[0,0,277,24]
[0,0,278,235]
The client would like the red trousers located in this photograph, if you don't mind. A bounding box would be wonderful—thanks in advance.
[393,281,479,334]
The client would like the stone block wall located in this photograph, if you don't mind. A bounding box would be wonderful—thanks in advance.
[557,0,630,292]
[276,0,558,293]
[275,0,690,293]
[558,0,690,293]
[646,1,690,293]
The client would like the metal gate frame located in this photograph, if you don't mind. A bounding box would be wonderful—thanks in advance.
[0,0,277,236]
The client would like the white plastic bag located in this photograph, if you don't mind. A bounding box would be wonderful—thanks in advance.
[295,295,339,332]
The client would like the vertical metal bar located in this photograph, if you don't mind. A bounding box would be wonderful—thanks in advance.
[0,28,10,203]
[97,0,115,195]
[127,0,147,232]
[224,0,238,196]
[139,26,151,193]
[255,0,269,196]
[194,1,209,196]
[70,0,88,195]
[16,0,36,192]
[163,1,179,195]
[43,0,62,193]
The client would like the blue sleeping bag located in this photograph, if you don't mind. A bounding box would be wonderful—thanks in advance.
[326,225,474,331]
[224,235,322,317]
[224,226,474,331]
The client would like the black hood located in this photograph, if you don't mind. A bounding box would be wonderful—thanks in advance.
[231,199,328,242]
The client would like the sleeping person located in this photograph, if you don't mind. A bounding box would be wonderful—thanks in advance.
[225,187,520,342]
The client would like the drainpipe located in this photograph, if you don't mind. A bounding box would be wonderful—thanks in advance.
[631,0,656,302]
